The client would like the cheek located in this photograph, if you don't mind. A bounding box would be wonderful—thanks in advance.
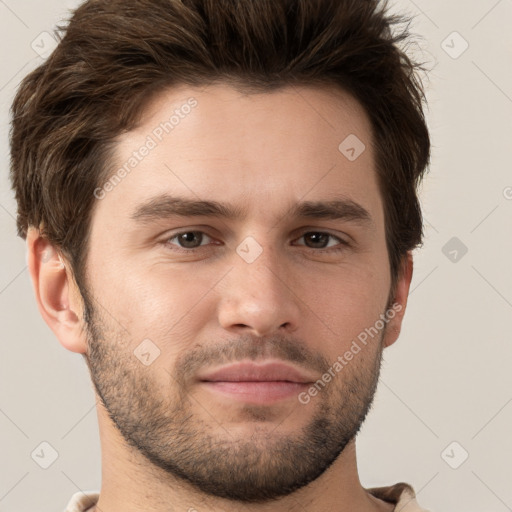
[105,267,218,351]
[303,266,390,351]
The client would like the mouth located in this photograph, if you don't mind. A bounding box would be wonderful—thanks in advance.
[196,361,315,404]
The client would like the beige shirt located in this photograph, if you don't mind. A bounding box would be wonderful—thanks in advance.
[64,482,430,511]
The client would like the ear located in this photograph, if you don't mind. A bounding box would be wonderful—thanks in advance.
[382,251,414,349]
[26,226,88,354]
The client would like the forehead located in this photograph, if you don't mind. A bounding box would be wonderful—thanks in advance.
[137,82,374,154]
[95,82,382,227]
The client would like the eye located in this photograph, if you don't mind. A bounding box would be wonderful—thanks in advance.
[293,232,349,252]
[165,231,216,251]
[161,230,349,254]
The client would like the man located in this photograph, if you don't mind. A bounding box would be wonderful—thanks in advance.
[10,0,432,510]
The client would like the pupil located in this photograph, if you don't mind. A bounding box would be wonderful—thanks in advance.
[307,233,328,248]
[180,232,202,248]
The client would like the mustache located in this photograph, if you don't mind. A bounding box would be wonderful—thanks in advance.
[175,333,330,381]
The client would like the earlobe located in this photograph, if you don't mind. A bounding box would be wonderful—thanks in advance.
[26,227,88,354]
[382,251,414,349]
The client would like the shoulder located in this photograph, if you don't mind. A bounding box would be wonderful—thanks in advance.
[63,491,100,512]
[366,482,432,511]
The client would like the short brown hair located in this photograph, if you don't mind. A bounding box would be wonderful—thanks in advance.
[10,0,431,297]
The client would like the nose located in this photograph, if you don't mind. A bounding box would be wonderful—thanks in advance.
[217,242,302,337]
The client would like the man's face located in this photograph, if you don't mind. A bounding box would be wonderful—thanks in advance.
[81,83,399,502]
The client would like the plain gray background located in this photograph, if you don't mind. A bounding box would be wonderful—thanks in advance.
[1,1,511,511]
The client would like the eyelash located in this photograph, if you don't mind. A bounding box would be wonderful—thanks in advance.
[162,230,350,254]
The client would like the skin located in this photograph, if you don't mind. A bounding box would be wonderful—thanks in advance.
[27,83,413,512]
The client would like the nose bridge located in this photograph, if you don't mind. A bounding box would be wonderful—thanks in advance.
[236,237,291,305]
[241,252,285,302]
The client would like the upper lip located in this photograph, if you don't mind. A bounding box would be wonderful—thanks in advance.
[197,361,316,384]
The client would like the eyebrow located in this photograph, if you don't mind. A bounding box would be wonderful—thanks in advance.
[130,193,373,226]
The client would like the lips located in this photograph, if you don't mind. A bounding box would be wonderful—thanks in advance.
[197,361,315,384]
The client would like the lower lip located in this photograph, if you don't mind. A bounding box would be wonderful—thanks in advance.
[200,381,309,403]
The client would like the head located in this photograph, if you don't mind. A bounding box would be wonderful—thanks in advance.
[10,0,430,504]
